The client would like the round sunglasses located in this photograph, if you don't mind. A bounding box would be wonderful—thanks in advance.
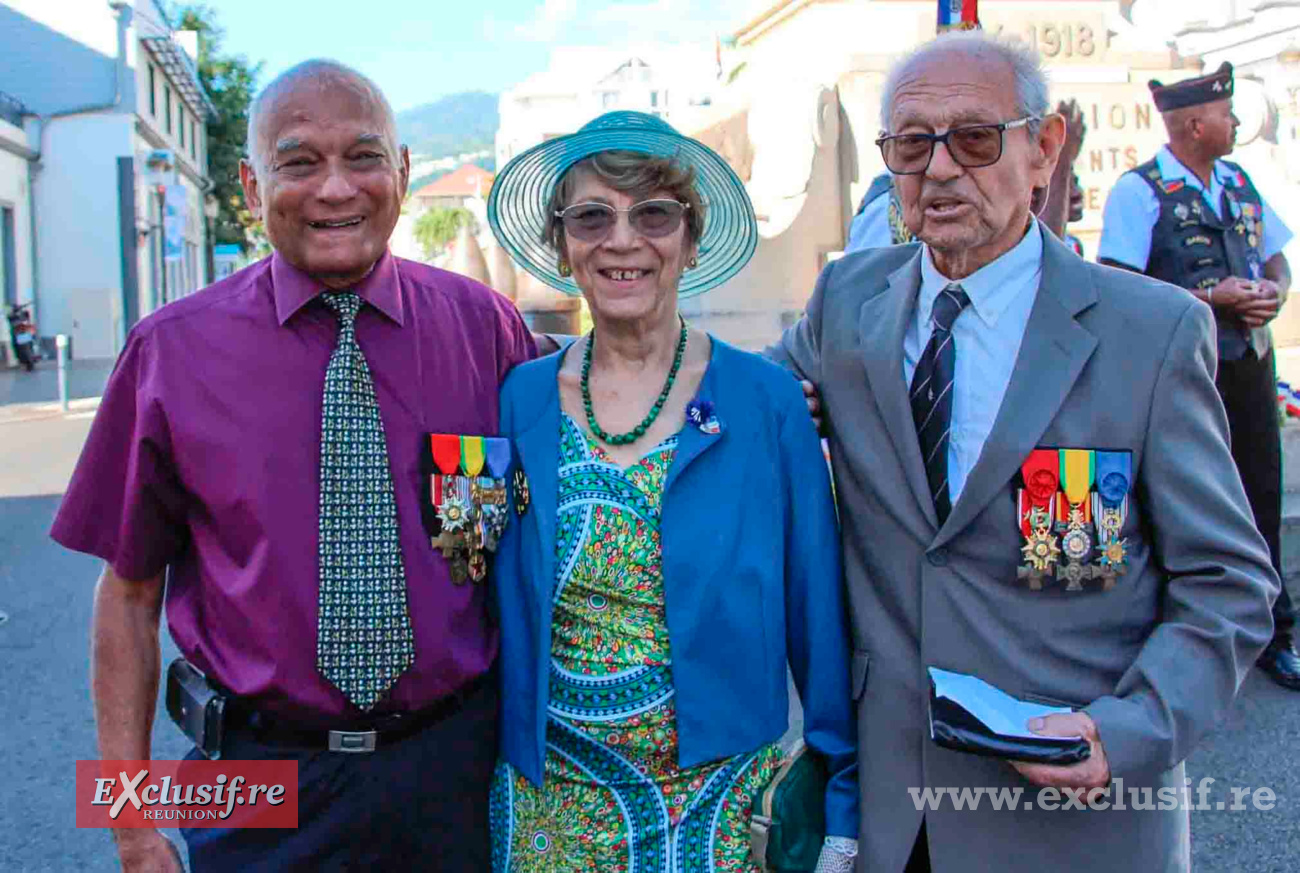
[555,199,690,242]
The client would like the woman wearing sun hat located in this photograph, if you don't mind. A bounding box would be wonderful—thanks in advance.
[485,110,858,872]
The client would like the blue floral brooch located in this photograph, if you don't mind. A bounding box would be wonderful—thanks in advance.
[686,397,721,435]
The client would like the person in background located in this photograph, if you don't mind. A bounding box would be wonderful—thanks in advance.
[486,110,858,872]
[1065,172,1086,256]
[1098,62,1298,691]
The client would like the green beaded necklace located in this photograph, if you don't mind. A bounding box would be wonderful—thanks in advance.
[581,316,688,446]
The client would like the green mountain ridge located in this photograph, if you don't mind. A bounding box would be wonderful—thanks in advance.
[396,91,499,160]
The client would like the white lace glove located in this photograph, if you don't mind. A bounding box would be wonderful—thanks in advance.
[813,836,858,872]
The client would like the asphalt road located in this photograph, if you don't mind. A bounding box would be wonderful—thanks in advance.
[1,402,1297,871]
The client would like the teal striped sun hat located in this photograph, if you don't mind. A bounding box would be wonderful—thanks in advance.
[487,110,758,299]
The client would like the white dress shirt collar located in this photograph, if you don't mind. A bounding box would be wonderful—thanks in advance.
[919,220,1044,331]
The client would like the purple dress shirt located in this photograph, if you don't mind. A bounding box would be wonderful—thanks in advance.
[51,251,536,721]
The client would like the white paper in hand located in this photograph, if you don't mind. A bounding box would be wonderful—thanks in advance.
[928,668,1077,740]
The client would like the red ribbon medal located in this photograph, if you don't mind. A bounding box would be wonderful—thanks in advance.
[429,434,462,475]
[1019,449,1059,537]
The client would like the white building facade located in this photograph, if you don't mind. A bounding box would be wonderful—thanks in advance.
[0,0,215,359]
[0,91,35,364]
[495,44,720,170]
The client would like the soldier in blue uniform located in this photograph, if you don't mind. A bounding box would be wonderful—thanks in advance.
[1099,62,1299,690]
[845,171,915,250]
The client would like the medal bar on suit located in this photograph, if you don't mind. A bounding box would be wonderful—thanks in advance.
[1091,451,1133,589]
[1017,449,1061,590]
[425,433,513,585]
[1056,448,1096,591]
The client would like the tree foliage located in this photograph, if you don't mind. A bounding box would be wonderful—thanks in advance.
[413,207,475,260]
[172,4,262,253]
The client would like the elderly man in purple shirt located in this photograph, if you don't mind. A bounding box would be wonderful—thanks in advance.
[51,59,535,871]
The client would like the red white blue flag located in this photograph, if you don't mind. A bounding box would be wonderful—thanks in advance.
[937,0,979,32]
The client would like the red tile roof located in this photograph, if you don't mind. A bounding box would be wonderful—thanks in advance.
[415,164,494,198]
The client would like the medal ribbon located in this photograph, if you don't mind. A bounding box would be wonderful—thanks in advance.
[460,436,486,477]
[1059,449,1094,508]
[430,434,462,475]
[1020,449,1059,537]
[483,437,511,478]
[1056,491,1092,526]
[1094,451,1131,508]
[1018,490,1057,538]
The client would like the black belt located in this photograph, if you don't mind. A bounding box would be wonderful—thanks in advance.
[226,671,490,753]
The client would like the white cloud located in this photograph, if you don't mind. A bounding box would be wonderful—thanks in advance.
[592,0,685,26]
[502,0,753,46]
[514,0,581,42]
[591,0,752,41]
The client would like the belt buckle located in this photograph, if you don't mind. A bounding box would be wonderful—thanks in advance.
[328,729,378,753]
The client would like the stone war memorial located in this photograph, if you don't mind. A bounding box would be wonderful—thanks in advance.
[685,0,1296,349]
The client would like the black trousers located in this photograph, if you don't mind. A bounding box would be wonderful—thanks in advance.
[1217,348,1294,643]
[181,677,498,872]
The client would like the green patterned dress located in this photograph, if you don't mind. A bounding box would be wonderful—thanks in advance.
[490,414,782,872]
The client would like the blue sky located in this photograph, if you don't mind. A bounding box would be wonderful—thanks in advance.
[201,0,757,112]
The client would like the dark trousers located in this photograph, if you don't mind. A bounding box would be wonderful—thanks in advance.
[1217,348,1295,643]
[181,678,498,872]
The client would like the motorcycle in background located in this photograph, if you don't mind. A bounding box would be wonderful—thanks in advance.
[6,302,40,372]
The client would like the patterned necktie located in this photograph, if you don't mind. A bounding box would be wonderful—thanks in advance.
[316,291,415,711]
[910,283,971,526]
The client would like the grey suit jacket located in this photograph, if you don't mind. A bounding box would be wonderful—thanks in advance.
[772,225,1279,872]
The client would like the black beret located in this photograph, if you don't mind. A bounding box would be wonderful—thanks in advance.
[1149,62,1234,112]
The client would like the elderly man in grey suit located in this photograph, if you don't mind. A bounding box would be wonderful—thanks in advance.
[772,31,1279,872]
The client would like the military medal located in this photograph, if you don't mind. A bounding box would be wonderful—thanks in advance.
[1017,449,1061,590]
[1018,495,1059,590]
[1056,449,1096,592]
[1174,202,1190,222]
[467,550,487,583]
[513,467,530,516]
[425,434,514,586]
[436,489,471,532]
[480,439,512,550]
[1091,451,1132,589]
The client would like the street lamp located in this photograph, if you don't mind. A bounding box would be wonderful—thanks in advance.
[203,193,219,287]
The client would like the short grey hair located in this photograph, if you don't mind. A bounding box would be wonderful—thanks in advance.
[245,59,400,176]
[878,31,1050,136]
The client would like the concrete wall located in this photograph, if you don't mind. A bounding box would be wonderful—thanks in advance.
[683,86,853,350]
[34,114,134,359]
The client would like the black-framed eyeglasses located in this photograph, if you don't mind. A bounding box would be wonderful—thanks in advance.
[875,117,1039,175]
[555,199,690,242]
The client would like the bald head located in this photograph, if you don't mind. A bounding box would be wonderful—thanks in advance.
[237,58,410,290]
[246,59,400,177]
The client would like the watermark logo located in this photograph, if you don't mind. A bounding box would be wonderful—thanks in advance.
[76,760,298,829]
[907,778,1278,813]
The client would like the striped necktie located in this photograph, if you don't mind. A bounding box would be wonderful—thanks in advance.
[316,291,415,711]
[910,283,971,526]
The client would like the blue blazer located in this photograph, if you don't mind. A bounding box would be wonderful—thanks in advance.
[493,336,858,838]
